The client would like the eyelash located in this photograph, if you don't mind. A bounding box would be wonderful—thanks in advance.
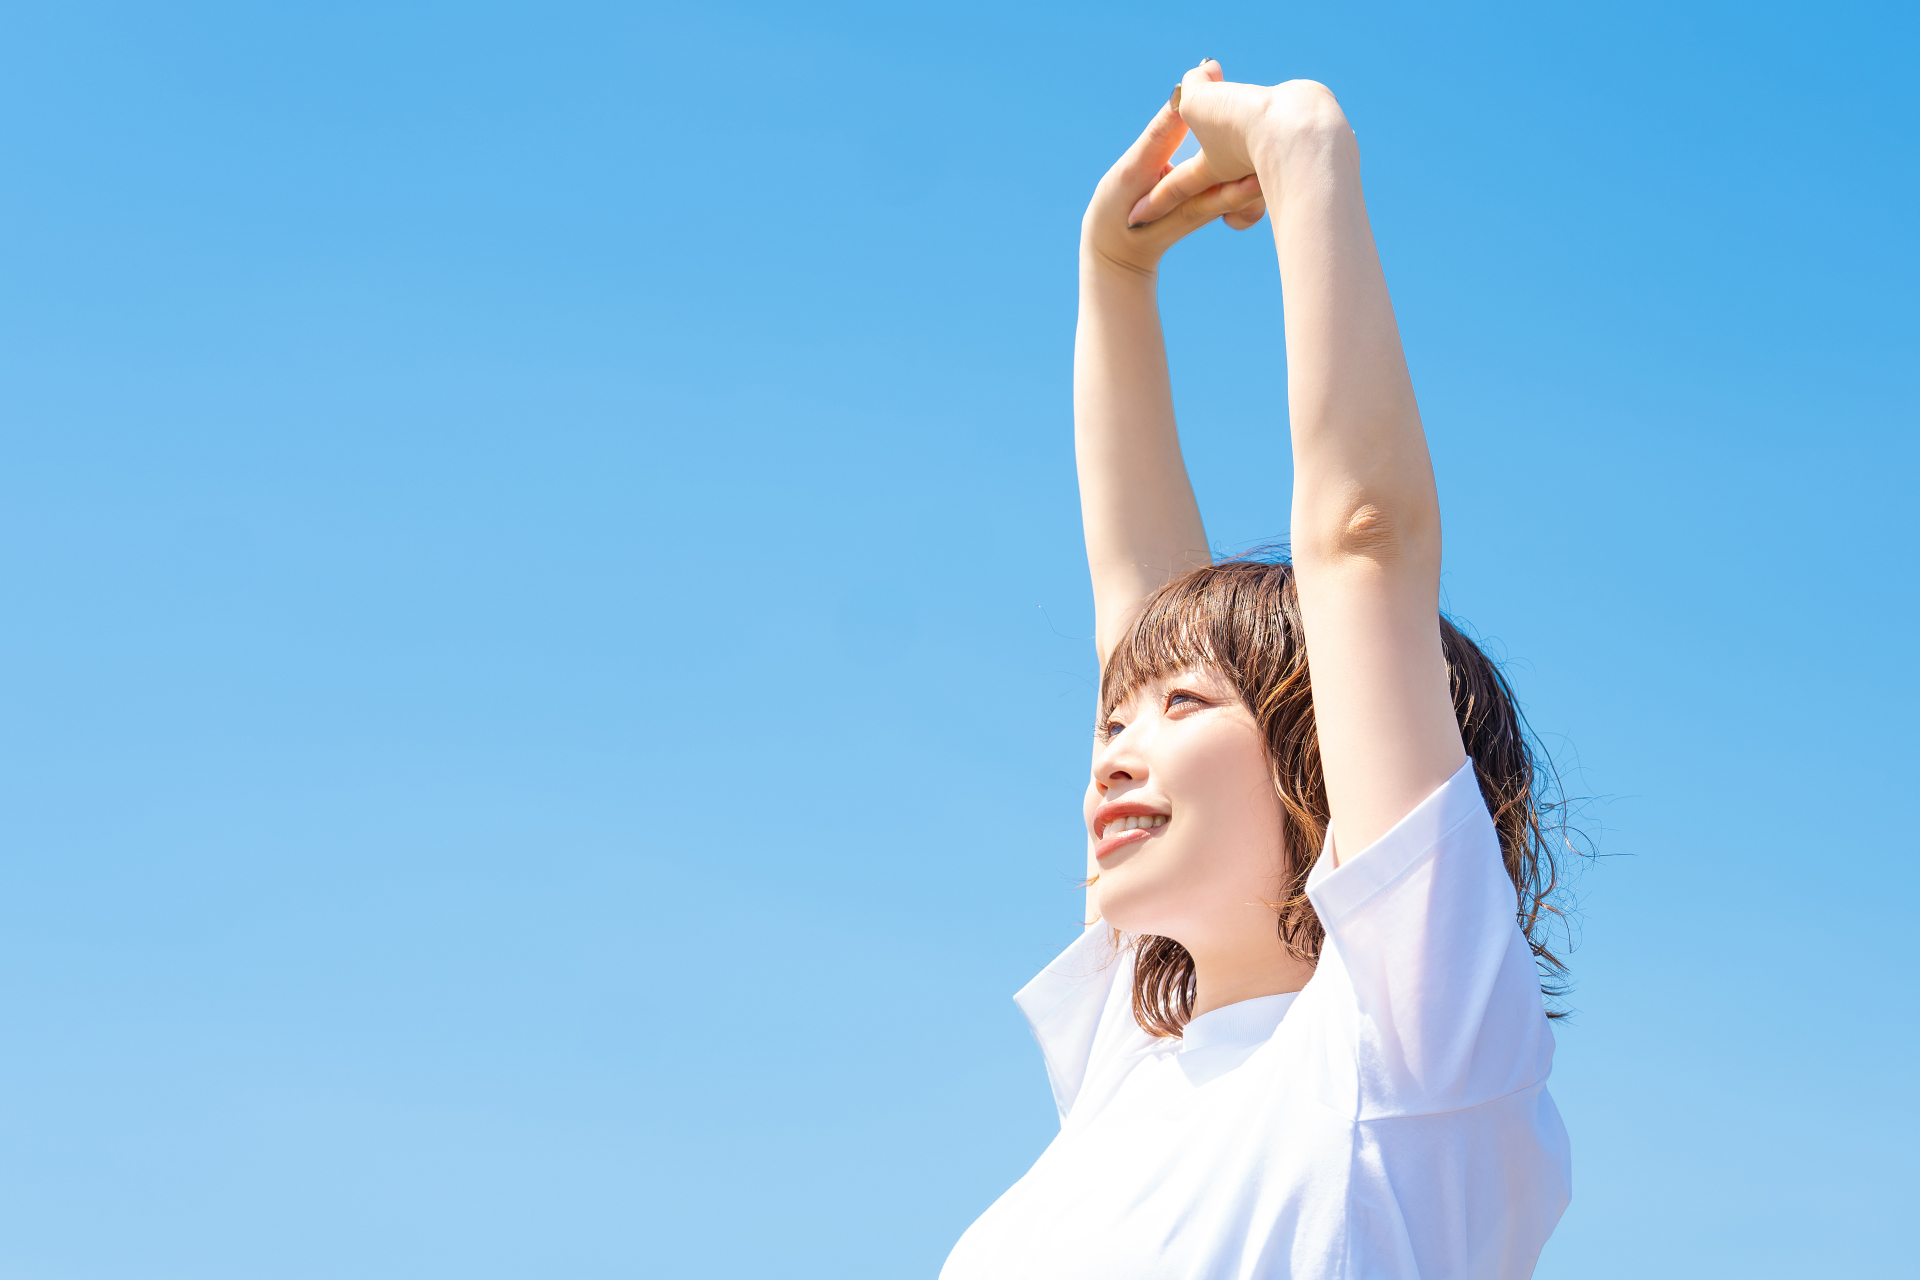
[1098,690,1205,740]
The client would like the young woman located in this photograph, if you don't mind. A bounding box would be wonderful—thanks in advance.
[940,63,1572,1278]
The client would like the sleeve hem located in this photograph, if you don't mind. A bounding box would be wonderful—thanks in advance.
[1013,924,1126,1123]
[1304,758,1489,927]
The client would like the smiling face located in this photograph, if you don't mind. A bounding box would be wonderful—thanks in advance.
[1085,665,1291,952]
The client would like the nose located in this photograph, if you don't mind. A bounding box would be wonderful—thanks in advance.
[1091,731,1146,796]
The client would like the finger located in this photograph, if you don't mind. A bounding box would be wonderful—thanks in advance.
[1118,100,1189,183]
[1175,63,1217,114]
[1222,197,1267,230]
[1169,57,1225,112]
[1128,151,1229,227]
[1122,59,1227,225]
[1145,174,1263,242]
[1190,173,1262,220]
[1196,172,1265,228]
[1173,64,1239,136]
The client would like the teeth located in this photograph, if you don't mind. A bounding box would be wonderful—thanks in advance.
[1104,814,1168,837]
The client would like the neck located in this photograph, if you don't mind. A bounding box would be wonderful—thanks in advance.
[1183,936,1317,1021]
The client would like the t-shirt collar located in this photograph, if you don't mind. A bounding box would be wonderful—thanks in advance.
[1178,991,1301,1054]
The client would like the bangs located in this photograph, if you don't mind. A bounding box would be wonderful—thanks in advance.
[1098,559,1298,721]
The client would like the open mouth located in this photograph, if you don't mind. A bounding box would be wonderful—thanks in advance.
[1093,810,1169,861]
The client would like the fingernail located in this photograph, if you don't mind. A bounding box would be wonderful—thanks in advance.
[1170,84,1182,112]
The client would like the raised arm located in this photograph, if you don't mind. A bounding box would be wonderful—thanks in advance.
[1133,73,1465,859]
[1076,70,1266,663]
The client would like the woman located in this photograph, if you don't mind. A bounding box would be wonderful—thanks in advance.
[940,63,1572,1279]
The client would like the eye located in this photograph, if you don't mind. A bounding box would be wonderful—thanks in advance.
[1165,689,1209,712]
[1099,719,1127,741]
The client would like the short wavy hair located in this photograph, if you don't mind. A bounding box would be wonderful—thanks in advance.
[1098,556,1573,1038]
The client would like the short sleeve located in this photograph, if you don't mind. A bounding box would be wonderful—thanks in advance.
[1012,925,1148,1125]
[1304,758,1555,1119]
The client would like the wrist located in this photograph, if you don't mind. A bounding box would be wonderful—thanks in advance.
[1248,81,1352,173]
[1080,237,1162,290]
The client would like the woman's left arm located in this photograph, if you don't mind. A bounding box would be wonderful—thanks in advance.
[1133,76,1465,860]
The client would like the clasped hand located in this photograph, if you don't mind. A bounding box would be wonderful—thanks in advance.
[1083,60,1344,278]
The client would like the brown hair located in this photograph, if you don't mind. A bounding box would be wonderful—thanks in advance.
[1098,557,1571,1038]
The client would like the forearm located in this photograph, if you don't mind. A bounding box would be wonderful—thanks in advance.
[1074,254,1209,662]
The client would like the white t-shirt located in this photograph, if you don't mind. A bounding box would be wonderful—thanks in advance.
[941,760,1570,1280]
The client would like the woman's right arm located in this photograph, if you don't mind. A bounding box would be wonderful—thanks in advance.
[1076,69,1265,663]
[1075,245,1206,664]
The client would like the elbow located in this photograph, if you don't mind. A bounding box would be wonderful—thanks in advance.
[1298,495,1440,568]
[1339,503,1400,556]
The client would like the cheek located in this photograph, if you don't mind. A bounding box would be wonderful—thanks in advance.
[1164,724,1287,896]
[1169,722,1279,831]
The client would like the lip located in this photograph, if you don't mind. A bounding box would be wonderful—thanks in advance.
[1091,799,1170,861]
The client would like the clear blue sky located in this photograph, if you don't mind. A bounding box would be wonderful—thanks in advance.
[2,1,1915,1276]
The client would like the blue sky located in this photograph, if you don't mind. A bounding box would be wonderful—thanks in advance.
[1,1,1915,1275]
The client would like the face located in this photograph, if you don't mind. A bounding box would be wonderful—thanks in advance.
[1085,666,1290,952]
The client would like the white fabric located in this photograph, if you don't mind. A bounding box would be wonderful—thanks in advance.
[940,760,1570,1280]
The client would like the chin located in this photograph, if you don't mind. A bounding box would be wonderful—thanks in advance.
[1094,873,1183,939]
